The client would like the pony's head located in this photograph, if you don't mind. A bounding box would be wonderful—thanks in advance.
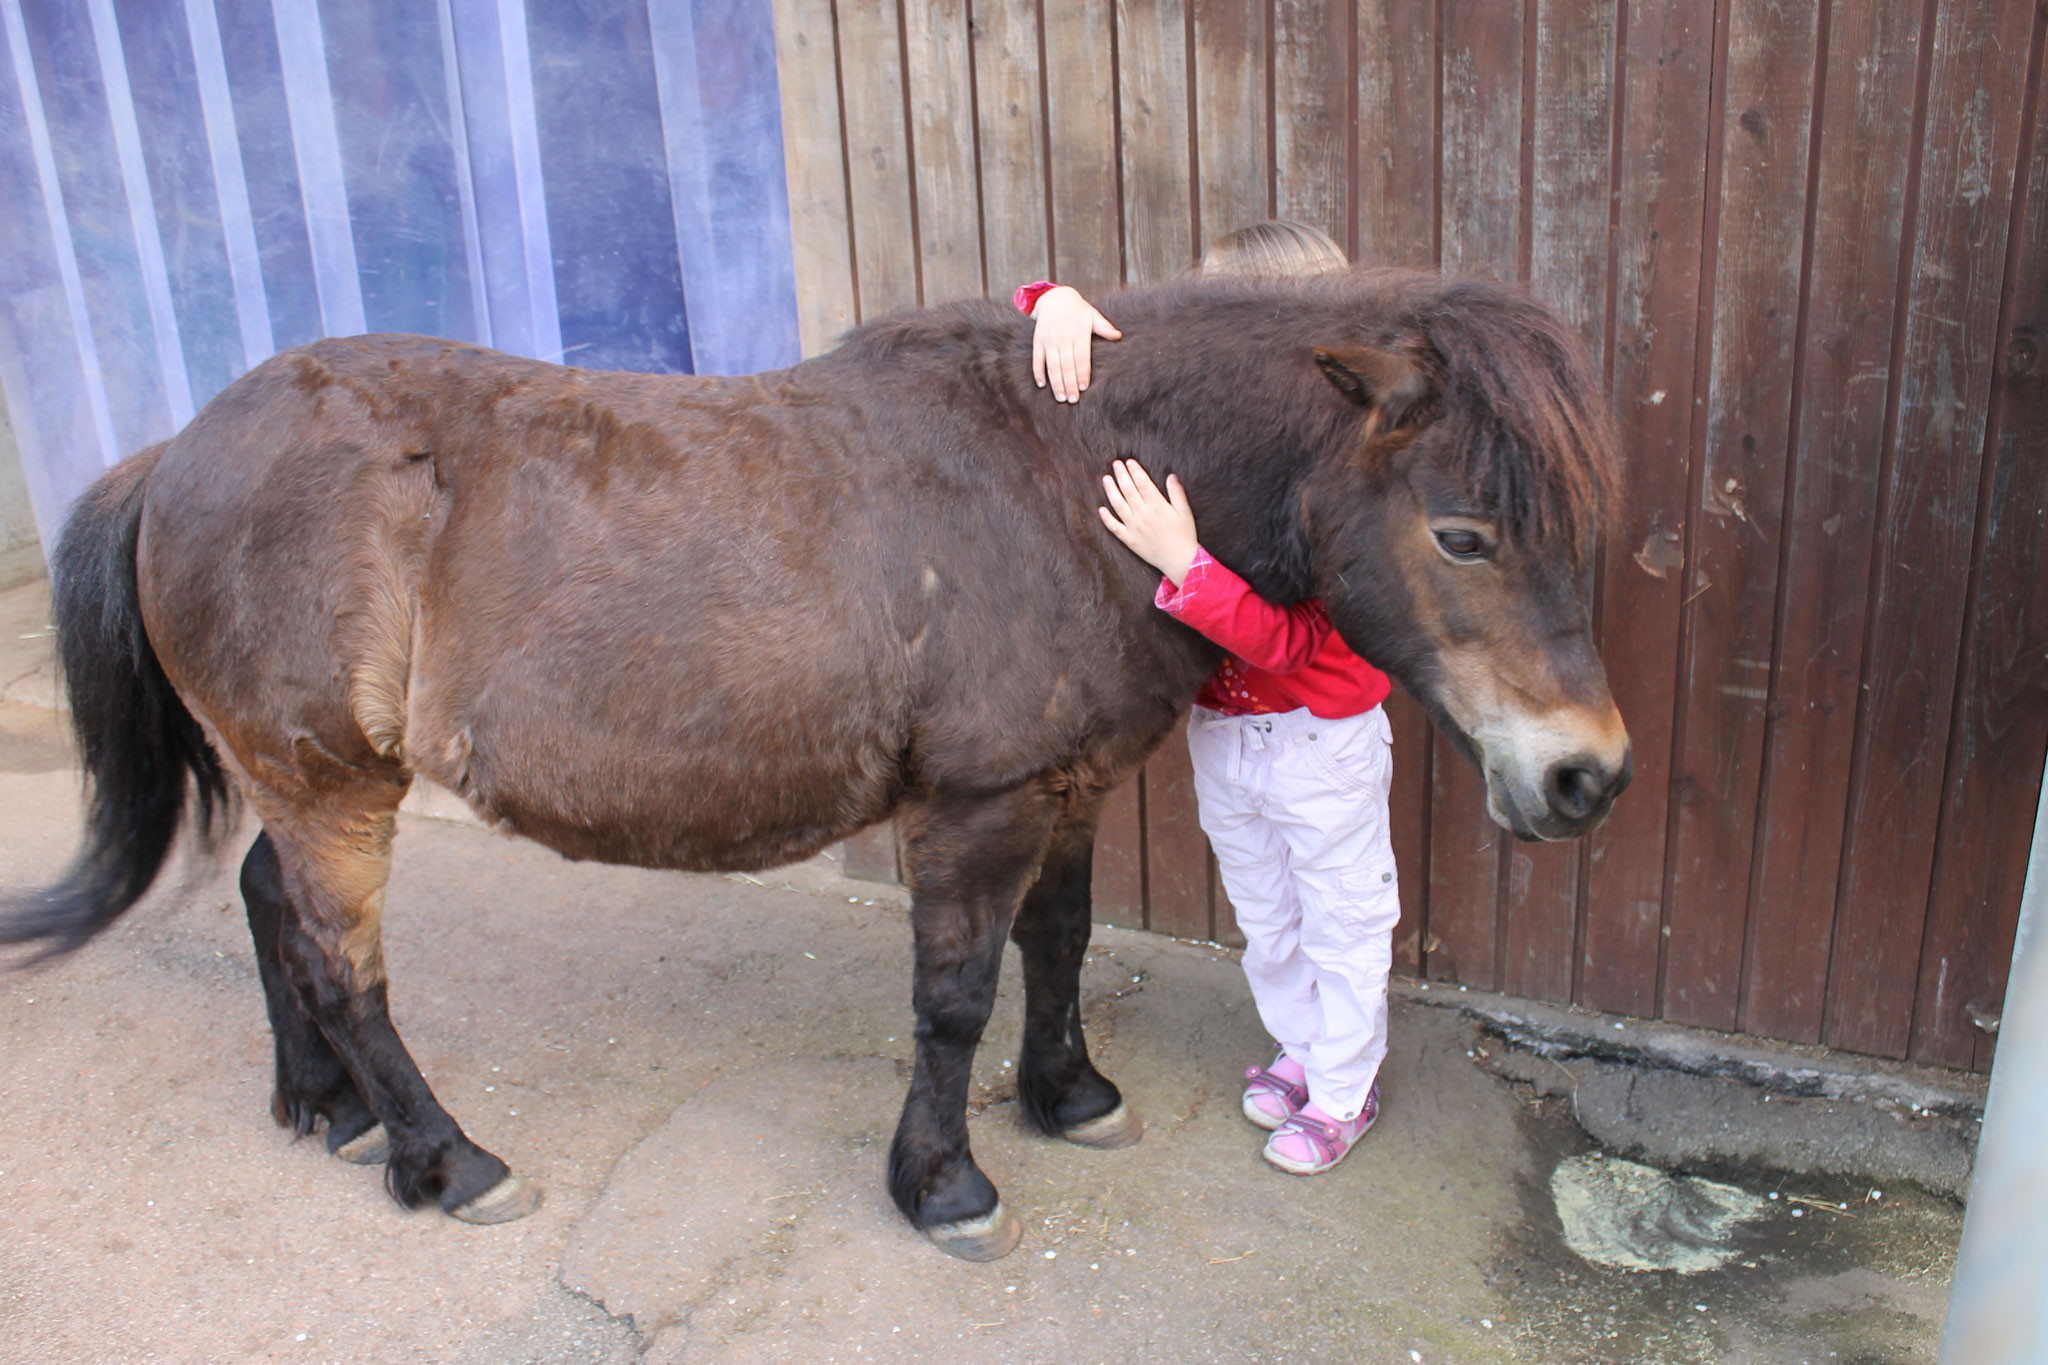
[1296,273,1629,841]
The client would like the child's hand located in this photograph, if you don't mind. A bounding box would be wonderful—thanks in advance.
[1032,286,1122,403]
[1098,459,1198,585]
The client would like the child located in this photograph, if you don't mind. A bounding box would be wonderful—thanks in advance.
[1016,222,1400,1175]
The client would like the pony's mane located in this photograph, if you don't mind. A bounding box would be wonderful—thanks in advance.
[1120,269,1621,564]
[835,268,1620,564]
[1388,271,1620,562]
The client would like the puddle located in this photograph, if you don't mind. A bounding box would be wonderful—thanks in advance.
[1552,1154,1769,1274]
[1484,1091,1959,1364]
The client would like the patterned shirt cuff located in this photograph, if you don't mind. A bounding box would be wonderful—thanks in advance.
[1014,280,1058,314]
[1154,546,1215,614]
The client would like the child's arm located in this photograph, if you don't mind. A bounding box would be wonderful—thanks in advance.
[1097,458,1331,672]
[1019,284,1121,403]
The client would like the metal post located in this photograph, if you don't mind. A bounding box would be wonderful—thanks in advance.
[1941,751,2048,1362]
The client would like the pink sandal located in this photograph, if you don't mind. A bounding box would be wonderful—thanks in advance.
[1262,1082,1380,1175]
[1240,1049,1309,1131]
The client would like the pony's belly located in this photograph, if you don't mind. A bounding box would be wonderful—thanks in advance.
[415,721,891,876]
[494,802,853,875]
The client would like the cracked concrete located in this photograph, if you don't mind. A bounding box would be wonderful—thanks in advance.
[0,579,1964,1362]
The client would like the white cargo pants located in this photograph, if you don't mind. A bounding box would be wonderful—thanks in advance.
[1188,704,1401,1122]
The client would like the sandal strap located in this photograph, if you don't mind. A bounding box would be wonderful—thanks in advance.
[1275,1112,1347,1163]
[1241,1062,1308,1107]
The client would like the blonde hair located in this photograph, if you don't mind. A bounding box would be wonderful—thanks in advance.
[1198,220,1348,279]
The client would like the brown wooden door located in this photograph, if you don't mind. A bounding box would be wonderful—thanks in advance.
[780,0,2048,1071]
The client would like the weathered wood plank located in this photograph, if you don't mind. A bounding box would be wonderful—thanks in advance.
[837,0,920,315]
[1424,0,1525,990]
[1144,724,1214,939]
[1044,0,1122,285]
[1916,44,2048,1069]
[1527,0,1614,353]
[1191,0,1266,246]
[1578,0,1714,1018]
[1661,0,1820,1031]
[905,0,985,303]
[1438,0,1522,280]
[1827,0,2036,1059]
[972,0,1051,289]
[1737,0,1922,1046]
[1272,0,1350,248]
[1093,776,1146,928]
[769,0,857,354]
[1503,0,1615,1004]
[779,0,880,881]
[1354,0,1437,976]
[1424,770,1501,991]
[1118,0,1195,282]
[1093,0,1191,924]
[1355,0,1435,267]
[1117,0,1215,942]
[1386,689,1430,978]
[831,0,916,886]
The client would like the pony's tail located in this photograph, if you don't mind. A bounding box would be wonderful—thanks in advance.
[1,446,233,960]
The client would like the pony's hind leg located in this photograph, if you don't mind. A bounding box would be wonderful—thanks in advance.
[1010,812,1142,1149]
[261,788,539,1224]
[240,833,386,1164]
[888,786,1058,1261]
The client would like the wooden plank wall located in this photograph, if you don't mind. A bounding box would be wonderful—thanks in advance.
[769,0,2048,1071]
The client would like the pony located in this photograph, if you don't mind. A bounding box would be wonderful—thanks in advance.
[2,268,1628,1260]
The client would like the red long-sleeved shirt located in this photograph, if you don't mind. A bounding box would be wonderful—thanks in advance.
[1156,548,1392,719]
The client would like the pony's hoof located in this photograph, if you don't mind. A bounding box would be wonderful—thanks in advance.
[926,1202,1023,1261]
[332,1122,389,1166]
[449,1174,543,1225]
[1062,1101,1144,1149]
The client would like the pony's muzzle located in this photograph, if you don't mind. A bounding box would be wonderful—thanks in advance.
[1500,744,1631,841]
[1470,712,1632,842]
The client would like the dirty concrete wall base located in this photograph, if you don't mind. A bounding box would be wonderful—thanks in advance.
[0,386,44,592]
[1396,980,1984,1202]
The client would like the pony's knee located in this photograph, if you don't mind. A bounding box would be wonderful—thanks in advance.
[262,810,399,992]
[915,990,999,1048]
[324,886,390,990]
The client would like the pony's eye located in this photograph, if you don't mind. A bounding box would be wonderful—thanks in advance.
[1435,528,1491,562]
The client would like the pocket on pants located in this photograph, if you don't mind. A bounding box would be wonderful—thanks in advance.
[1306,718,1389,796]
[1325,863,1402,942]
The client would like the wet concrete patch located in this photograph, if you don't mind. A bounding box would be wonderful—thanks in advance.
[1552,1155,1767,1274]
[1488,1094,1958,1364]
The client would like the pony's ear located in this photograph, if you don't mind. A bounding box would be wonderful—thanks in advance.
[1313,345,1432,430]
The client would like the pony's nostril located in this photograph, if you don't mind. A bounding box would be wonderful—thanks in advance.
[1549,762,1604,821]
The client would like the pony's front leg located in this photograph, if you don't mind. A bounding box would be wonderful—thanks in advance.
[263,794,539,1225]
[1011,814,1142,1148]
[888,786,1057,1261]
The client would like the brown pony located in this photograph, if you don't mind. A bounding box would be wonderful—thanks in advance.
[2,268,1628,1260]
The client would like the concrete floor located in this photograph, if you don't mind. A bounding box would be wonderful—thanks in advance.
[0,581,1963,1363]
